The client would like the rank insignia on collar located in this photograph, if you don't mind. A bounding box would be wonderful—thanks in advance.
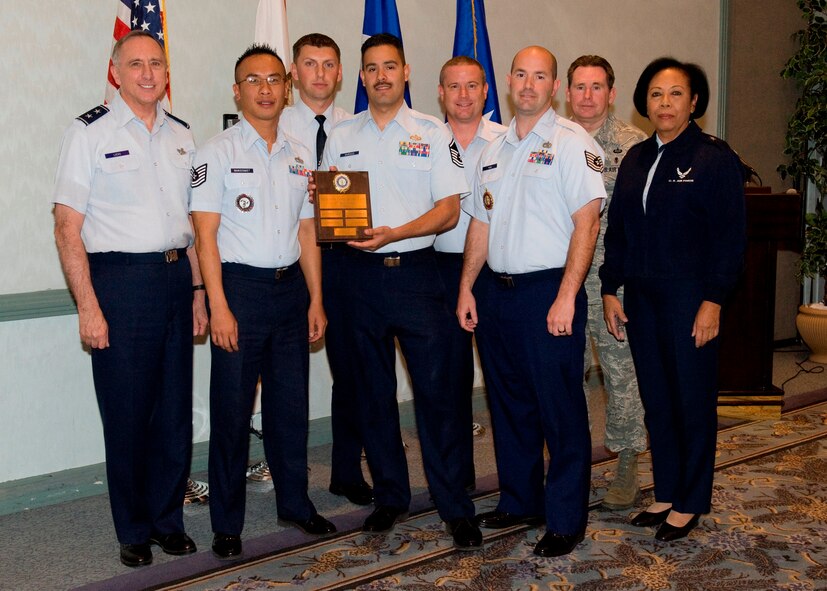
[236,193,254,212]
[483,188,494,210]
[410,134,422,141]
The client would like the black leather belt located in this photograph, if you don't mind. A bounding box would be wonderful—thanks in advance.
[347,247,435,268]
[88,248,186,265]
[492,266,565,288]
[319,242,348,251]
[221,261,300,281]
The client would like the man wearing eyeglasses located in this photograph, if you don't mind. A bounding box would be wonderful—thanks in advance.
[190,44,335,560]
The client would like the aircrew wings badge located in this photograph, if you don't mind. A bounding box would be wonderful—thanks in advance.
[584,151,604,172]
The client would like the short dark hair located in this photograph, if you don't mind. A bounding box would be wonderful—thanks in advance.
[292,33,341,63]
[567,55,615,89]
[234,43,285,82]
[632,57,709,119]
[360,33,405,68]
[112,30,165,65]
[439,56,486,86]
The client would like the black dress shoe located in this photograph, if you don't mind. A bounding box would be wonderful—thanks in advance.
[279,513,337,536]
[119,543,152,567]
[476,510,543,529]
[655,514,700,541]
[149,532,197,555]
[446,518,483,550]
[212,533,242,559]
[630,507,671,527]
[533,530,585,557]
[329,481,374,506]
[362,506,408,534]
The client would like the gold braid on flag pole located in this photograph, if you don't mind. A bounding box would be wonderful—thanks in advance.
[471,0,478,59]
[161,0,172,106]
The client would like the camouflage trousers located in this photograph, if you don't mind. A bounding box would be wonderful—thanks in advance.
[584,275,647,454]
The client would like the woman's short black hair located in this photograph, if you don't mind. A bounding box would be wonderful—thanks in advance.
[632,57,709,119]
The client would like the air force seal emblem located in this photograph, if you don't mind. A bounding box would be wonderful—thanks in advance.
[236,194,254,212]
[333,173,351,193]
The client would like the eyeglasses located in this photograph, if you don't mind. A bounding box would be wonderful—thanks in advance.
[236,75,284,86]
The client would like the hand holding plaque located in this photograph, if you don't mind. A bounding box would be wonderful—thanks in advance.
[313,171,372,242]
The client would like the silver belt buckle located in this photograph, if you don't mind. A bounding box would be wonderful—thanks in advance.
[164,249,179,263]
[275,266,289,279]
[383,256,400,268]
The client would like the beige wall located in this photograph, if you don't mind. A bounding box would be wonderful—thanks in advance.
[1,0,724,482]
[725,0,802,340]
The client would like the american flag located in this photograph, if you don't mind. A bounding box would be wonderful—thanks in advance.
[104,0,170,106]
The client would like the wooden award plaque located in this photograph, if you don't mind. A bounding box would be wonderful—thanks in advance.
[314,171,372,242]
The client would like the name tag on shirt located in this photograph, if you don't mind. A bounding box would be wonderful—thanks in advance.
[528,150,554,165]
[399,141,430,157]
[482,163,498,171]
[340,150,359,158]
[230,168,254,173]
[104,150,130,159]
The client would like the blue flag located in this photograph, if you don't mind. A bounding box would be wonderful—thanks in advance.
[452,0,501,123]
[354,0,412,113]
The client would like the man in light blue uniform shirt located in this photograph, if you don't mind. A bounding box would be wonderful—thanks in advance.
[458,46,606,558]
[279,33,373,507]
[435,56,506,491]
[52,30,206,568]
[190,44,335,561]
[322,33,482,550]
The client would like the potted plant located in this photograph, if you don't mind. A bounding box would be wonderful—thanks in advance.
[778,0,827,361]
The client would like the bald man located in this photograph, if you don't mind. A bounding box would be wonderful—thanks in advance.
[457,46,606,557]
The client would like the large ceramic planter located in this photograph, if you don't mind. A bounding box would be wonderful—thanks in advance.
[796,303,827,364]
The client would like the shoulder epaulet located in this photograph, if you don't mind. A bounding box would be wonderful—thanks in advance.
[702,132,731,151]
[164,110,190,129]
[76,105,110,126]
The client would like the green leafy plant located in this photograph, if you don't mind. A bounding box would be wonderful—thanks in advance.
[799,209,827,303]
[778,0,827,304]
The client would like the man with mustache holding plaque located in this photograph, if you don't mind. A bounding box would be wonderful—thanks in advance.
[321,33,481,550]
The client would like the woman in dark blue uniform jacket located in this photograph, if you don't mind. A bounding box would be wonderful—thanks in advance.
[599,57,745,542]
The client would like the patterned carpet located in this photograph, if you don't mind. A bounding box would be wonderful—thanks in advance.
[154,400,827,591]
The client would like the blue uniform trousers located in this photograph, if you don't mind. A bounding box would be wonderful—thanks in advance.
[475,267,591,535]
[321,246,368,487]
[89,251,193,545]
[208,262,316,535]
[435,251,477,488]
[624,277,719,514]
[344,247,474,521]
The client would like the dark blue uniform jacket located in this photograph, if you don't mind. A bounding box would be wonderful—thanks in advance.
[600,120,746,304]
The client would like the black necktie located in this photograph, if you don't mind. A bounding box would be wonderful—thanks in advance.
[315,114,327,169]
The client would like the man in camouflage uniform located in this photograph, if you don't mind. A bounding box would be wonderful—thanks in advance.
[566,55,648,509]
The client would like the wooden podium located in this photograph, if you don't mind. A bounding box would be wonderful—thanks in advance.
[717,188,802,419]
